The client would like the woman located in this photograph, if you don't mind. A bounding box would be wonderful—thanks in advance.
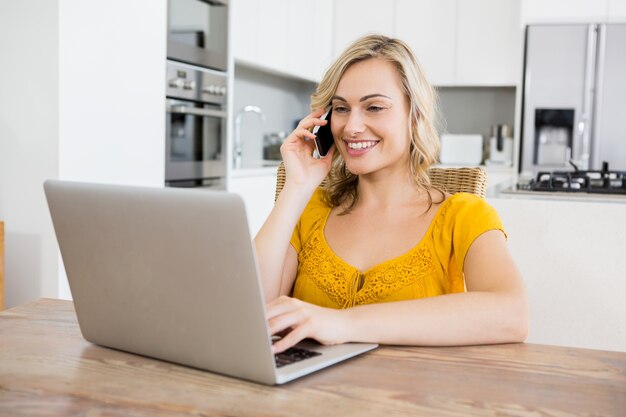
[255,34,528,354]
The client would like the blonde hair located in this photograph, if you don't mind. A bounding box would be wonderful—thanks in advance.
[311,34,442,212]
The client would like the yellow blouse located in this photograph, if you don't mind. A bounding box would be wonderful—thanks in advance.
[290,189,506,309]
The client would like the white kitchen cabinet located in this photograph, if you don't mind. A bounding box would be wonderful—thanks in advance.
[257,0,289,72]
[307,0,334,81]
[522,0,626,24]
[395,0,457,86]
[285,0,313,79]
[521,0,608,24]
[237,0,523,85]
[490,196,626,352]
[228,172,277,237]
[608,0,626,22]
[456,0,522,86]
[396,0,521,86]
[285,0,333,81]
[231,0,258,64]
[333,0,395,59]
[232,0,333,82]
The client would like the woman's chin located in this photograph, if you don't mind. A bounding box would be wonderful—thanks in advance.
[344,161,375,177]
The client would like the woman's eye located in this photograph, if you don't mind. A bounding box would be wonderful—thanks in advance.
[333,105,348,113]
[368,105,384,112]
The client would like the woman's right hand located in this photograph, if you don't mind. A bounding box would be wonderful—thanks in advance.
[280,109,335,191]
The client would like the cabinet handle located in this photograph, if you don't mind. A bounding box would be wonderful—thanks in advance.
[166,105,227,119]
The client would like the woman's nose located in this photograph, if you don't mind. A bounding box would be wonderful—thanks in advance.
[344,110,365,137]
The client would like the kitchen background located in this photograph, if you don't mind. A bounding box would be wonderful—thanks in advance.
[1,0,626,351]
[233,66,517,170]
[232,0,521,170]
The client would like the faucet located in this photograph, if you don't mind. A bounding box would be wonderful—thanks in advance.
[234,105,265,169]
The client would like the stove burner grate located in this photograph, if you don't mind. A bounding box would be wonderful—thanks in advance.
[521,165,626,195]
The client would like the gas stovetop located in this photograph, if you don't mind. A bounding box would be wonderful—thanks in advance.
[518,164,626,195]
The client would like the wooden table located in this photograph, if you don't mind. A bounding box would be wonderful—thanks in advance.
[0,221,4,310]
[1,299,625,416]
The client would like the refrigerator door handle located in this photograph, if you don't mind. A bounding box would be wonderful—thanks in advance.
[578,117,589,167]
[572,25,598,171]
[591,24,607,170]
[577,120,585,135]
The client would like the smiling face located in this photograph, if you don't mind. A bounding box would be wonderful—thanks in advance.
[330,57,411,177]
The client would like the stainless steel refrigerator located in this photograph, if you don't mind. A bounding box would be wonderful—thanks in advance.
[520,24,626,174]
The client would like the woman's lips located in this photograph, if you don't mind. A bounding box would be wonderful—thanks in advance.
[343,140,379,156]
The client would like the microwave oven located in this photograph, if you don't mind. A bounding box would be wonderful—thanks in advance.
[167,0,229,72]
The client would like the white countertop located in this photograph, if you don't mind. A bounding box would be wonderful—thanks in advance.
[230,160,280,178]
[497,187,626,204]
[232,163,517,178]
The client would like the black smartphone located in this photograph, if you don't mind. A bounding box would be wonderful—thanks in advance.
[312,108,334,158]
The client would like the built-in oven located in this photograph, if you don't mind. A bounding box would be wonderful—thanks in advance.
[165,60,227,189]
[167,0,229,72]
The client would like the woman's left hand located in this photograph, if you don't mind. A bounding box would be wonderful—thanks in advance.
[266,296,349,354]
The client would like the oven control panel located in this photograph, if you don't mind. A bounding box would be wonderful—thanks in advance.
[166,60,227,105]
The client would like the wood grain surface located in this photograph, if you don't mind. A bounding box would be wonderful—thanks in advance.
[0,221,3,310]
[1,299,625,417]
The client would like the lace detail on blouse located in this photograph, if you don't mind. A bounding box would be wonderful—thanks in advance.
[292,191,504,308]
[298,217,435,308]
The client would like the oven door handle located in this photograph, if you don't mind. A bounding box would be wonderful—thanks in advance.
[166,105,227,119]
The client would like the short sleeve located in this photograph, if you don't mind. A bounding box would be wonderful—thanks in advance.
[290,188,329,254]
[434,193,506,274]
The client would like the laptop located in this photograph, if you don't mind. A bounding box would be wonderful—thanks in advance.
[44,180,377,385]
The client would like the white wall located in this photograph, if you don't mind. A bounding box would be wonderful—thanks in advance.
[58,0,166,186]
[0,0,167,307]
[55,0,166,300]
[0,0,61,308]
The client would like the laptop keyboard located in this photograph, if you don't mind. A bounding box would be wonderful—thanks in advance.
[274,347,322,368]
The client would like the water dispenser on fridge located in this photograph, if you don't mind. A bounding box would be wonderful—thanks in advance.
[533,109,574,167]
